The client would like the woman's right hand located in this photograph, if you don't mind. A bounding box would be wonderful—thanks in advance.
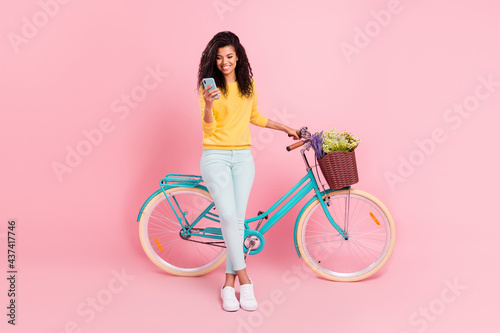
[202,84,220,109]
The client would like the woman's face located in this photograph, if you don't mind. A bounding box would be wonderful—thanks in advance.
[216,45,238,80]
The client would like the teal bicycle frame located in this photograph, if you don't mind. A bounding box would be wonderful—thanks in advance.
[245,169,347,237]
[136,146,349,257]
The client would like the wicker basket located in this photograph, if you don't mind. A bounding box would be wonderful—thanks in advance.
[317,150,359,190]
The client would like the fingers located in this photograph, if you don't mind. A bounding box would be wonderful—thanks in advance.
[290,128,300,140]
[211,89,220,99]
[202,84,213,94]
[203,85,220,101]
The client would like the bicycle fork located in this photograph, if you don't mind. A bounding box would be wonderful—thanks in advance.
[315,189,349,240]
[301,146,349,240]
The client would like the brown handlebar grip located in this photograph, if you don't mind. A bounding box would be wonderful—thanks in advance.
[286,140,305,151]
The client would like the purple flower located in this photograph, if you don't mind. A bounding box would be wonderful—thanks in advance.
[310,131,325,160]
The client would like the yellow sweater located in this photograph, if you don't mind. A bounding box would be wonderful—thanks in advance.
[199,79,268,150]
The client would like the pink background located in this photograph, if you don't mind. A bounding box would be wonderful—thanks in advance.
[1,0,498,332]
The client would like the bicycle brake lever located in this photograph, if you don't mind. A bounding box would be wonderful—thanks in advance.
[299,127,310,139]
[288,127,309,139]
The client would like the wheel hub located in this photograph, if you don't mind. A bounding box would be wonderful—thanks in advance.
[179,229,191,240]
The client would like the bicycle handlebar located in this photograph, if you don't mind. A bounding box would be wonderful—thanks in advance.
[286,126,310,151]
[286,140,305,151]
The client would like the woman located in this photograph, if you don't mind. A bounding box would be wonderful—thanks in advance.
[198,31,300,312]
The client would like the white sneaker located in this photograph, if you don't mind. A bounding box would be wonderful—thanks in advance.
[239,279,258,311]
[221,286,239,311]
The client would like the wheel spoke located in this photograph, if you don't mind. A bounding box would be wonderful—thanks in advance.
[298,191,394,281]
[139,189,226,275]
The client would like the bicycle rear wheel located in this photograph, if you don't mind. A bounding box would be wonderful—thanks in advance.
[138,187,226,276]
[296,189,395,282]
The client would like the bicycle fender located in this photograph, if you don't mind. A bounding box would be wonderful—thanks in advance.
[136,185,210,222]
[137,188,163,222]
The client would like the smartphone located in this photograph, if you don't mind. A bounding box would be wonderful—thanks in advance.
[202,78,219,100]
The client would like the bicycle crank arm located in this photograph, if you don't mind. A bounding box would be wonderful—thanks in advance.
[244,239,255,260]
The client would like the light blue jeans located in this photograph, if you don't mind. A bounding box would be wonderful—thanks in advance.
[200,149,255,274]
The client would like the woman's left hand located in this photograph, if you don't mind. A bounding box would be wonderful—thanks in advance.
[286,127,300,140]
[264,119,300,140]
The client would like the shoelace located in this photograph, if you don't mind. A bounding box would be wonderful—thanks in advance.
[240,285,255,300]
[222,288,237,300]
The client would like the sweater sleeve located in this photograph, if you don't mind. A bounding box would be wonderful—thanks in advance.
[199,88,217,135]
[249,82,269,128]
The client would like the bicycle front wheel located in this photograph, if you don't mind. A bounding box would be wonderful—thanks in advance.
[138,187,226,276]
[296,188,395,282]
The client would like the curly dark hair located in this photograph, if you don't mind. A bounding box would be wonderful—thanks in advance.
[197,31,254,98]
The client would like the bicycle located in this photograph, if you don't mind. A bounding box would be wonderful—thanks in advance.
[137,128,395,282]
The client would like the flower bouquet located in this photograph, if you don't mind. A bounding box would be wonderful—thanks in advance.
[310,128,360,190]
